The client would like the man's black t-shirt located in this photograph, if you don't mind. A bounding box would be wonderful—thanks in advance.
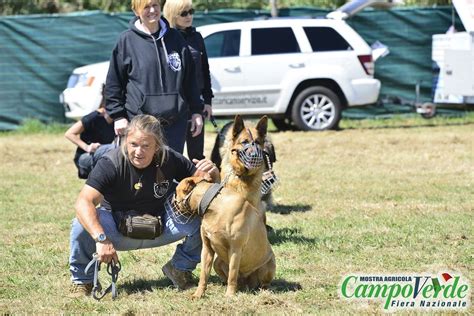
[74,110,115,164]
[86,147,196,214]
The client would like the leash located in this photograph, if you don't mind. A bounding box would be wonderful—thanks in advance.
[209,115,223,139]
[85,253,121,301]
[198,183,224,216]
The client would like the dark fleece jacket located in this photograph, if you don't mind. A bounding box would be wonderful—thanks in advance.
[105,17,203,124]
[178,26,213,106]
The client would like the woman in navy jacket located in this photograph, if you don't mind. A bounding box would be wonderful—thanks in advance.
[105,0,203,154]
[164,0,213,160]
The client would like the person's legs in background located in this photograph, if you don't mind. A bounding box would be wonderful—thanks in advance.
[92,143,116,166]
[76,143,117,179]
[163,116,188,154]
[77,153,93,179]
[185,117,205,160]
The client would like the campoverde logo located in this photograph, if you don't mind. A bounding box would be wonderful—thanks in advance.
[339,272,470,311]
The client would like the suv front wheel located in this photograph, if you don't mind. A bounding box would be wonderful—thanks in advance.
[291,86,342,131]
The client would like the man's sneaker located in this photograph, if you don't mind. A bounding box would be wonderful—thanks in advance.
[162,260,195,290]
[68,283,93,298]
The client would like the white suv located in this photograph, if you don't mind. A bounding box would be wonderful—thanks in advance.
[60,61,109,120]
[199,18,380,130]
[61,18,380,131]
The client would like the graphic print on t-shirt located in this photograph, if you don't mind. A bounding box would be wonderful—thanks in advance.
[154,180,169,198]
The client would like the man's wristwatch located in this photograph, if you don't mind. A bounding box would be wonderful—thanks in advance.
[94,233,107,243]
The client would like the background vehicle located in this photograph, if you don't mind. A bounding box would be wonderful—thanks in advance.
[199,18,380,130]
[60,61,108,120]
[60,18,380,131]
[427,0,474,118]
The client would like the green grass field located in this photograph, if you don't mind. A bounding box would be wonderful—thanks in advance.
[0,114,473,314]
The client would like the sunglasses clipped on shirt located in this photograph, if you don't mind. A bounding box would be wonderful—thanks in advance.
[179,8,195,17]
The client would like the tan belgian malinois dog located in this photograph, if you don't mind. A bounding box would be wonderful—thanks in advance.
[219,115,268,211]
[210,115,278,212]
[173,176,275,297]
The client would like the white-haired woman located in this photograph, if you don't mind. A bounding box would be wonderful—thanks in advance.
[163,0,213,160]
[68,114,219,297]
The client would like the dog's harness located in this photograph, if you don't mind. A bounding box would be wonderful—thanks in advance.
[198,183,224,216]
[167,180,224,224]
[85,253,121,301]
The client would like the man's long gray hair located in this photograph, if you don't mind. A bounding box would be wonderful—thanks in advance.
[121,114,168,166]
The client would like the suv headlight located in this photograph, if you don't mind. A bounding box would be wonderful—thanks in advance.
[67,73,95,88]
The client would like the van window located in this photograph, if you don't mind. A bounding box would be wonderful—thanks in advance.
[303,27,353,51]
[204,30,241,58]
[251,28,300,55]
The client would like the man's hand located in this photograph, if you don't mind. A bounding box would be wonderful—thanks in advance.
[203,104,212,120]
[87,142,101,153]
[190,114,203,137]
[192,158,220,183]
[114,118,128,136]
[95,240,119,264]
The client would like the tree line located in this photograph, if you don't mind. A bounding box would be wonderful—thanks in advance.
[0,0,451,15]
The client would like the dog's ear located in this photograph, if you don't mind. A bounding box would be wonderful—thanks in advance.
[256,115,268,138]
[232,115,245,139]
[181,177,198,194]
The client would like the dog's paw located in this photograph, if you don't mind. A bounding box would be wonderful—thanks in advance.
[225,287,237,297]
[191,289,205,299]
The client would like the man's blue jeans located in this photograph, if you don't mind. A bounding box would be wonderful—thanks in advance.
[69,206,202,284]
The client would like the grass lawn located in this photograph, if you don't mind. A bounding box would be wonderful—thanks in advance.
[0,114,472,314]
